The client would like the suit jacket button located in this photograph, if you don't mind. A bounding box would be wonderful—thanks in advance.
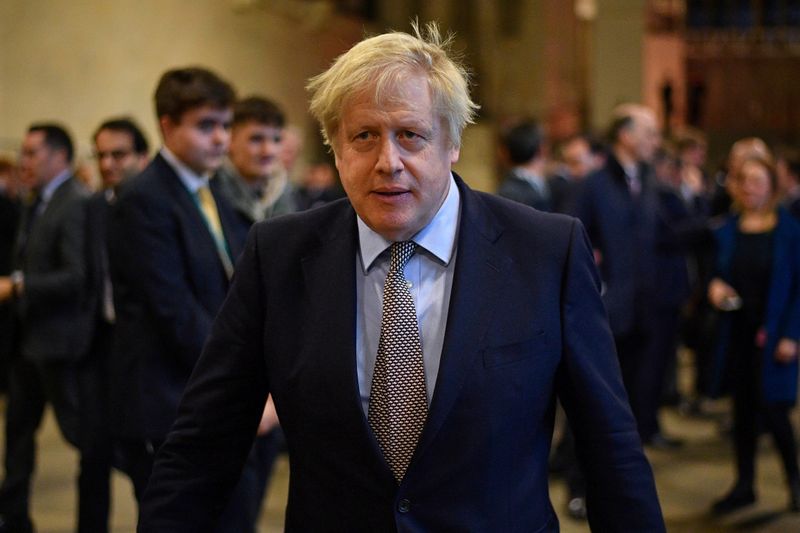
[397,499,411,513]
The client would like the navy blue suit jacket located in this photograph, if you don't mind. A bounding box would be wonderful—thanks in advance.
[139,176,664,532]
[108,154,248,441]
[574,156,659,336]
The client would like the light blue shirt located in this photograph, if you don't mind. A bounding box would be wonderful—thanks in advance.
[356,174,460,415]
[38,168,72,213]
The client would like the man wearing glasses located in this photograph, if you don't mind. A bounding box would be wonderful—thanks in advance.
[81,118,149,533]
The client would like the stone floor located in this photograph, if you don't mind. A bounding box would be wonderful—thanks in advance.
[6,401,800,532]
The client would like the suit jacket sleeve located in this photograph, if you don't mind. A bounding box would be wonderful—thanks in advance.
[112,186,216,369]
[22,193,88,310]
[138,226,268,532]
[556,220,665,531]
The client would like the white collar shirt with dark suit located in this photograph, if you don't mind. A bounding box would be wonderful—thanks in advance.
[140,174,665,532]
[107,152,248,442]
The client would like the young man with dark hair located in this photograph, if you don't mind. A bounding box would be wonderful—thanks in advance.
[497,119,552,212]
[217,96,298,223]
[107,67,249,520]
[0,123,90,533]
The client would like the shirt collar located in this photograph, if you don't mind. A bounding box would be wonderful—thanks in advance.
[514,167,549,190]
[358,173,460,273]
[40,168,72,203]
[160,146,209,194]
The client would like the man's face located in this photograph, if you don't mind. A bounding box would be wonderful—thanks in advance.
[94,129,148,188]
[19,131,65,189]
[161,105,232,175]
[633,112,661,163]
[562,138,594,180]
[623,111,660,164]
[229,121,283,182]
[333,73,459,242]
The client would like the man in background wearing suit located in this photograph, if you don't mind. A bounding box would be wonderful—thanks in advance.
[82,117,149,533]
[107,68,249,523]
[140,25,665,531]
[497,119,553,212]
[574,104,681,450]
[0,124,90,533]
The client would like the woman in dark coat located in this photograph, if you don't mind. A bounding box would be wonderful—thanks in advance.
[708,155,800,514]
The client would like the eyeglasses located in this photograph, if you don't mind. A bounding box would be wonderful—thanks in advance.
[94,149,134,161]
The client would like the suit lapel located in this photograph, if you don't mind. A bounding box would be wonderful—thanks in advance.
[155,155,229,276]
[414,178,507,461]
[26,177,74,251]
[299,207,373,439]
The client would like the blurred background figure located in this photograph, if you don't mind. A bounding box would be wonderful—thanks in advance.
[80,117,149,533]
[651,145,710,413]
[278,125,305,185]
[0,124,90,533]
[0,158,21,396]
[548,133,605,214]
[217,96,298,222]
[295,160,343,211]
[776,147,800,219]
[710,137,772,217]
[496,119,552,212]
[707,155,800,515]
[573,103,682,450]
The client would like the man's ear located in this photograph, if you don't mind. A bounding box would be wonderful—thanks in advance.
[159,115,175,139]
[450,145,460,165]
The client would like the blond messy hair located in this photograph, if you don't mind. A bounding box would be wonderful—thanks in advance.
[307,21,479,150]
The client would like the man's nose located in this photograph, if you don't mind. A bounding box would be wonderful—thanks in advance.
[376,137,402,175]
[98,155,114,173]
[263,140,280,156]
[213,125,230,145]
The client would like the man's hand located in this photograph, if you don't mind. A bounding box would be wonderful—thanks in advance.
[0,277,12,303]
[775,338,798,364]
[257,395,280,436]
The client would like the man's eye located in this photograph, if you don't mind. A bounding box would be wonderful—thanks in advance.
[354,131,371,141]
[401,131,419,139]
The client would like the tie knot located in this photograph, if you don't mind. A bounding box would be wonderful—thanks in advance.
[389,241,416,274]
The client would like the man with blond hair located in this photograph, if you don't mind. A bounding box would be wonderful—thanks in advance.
[140,25,664,532]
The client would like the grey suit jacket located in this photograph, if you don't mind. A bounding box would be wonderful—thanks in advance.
[13,176,92,360]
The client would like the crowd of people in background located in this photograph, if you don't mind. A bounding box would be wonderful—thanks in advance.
[0,57,798,531]
[497,106,800,520]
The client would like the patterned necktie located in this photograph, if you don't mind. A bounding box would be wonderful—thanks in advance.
[368,241,428,482]
[196,185,234,279]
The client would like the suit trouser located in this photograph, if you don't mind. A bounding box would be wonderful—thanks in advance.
[76,322,114,533]
[0,356,79,517]
[614,308,658,442]
[636,306,682,440]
